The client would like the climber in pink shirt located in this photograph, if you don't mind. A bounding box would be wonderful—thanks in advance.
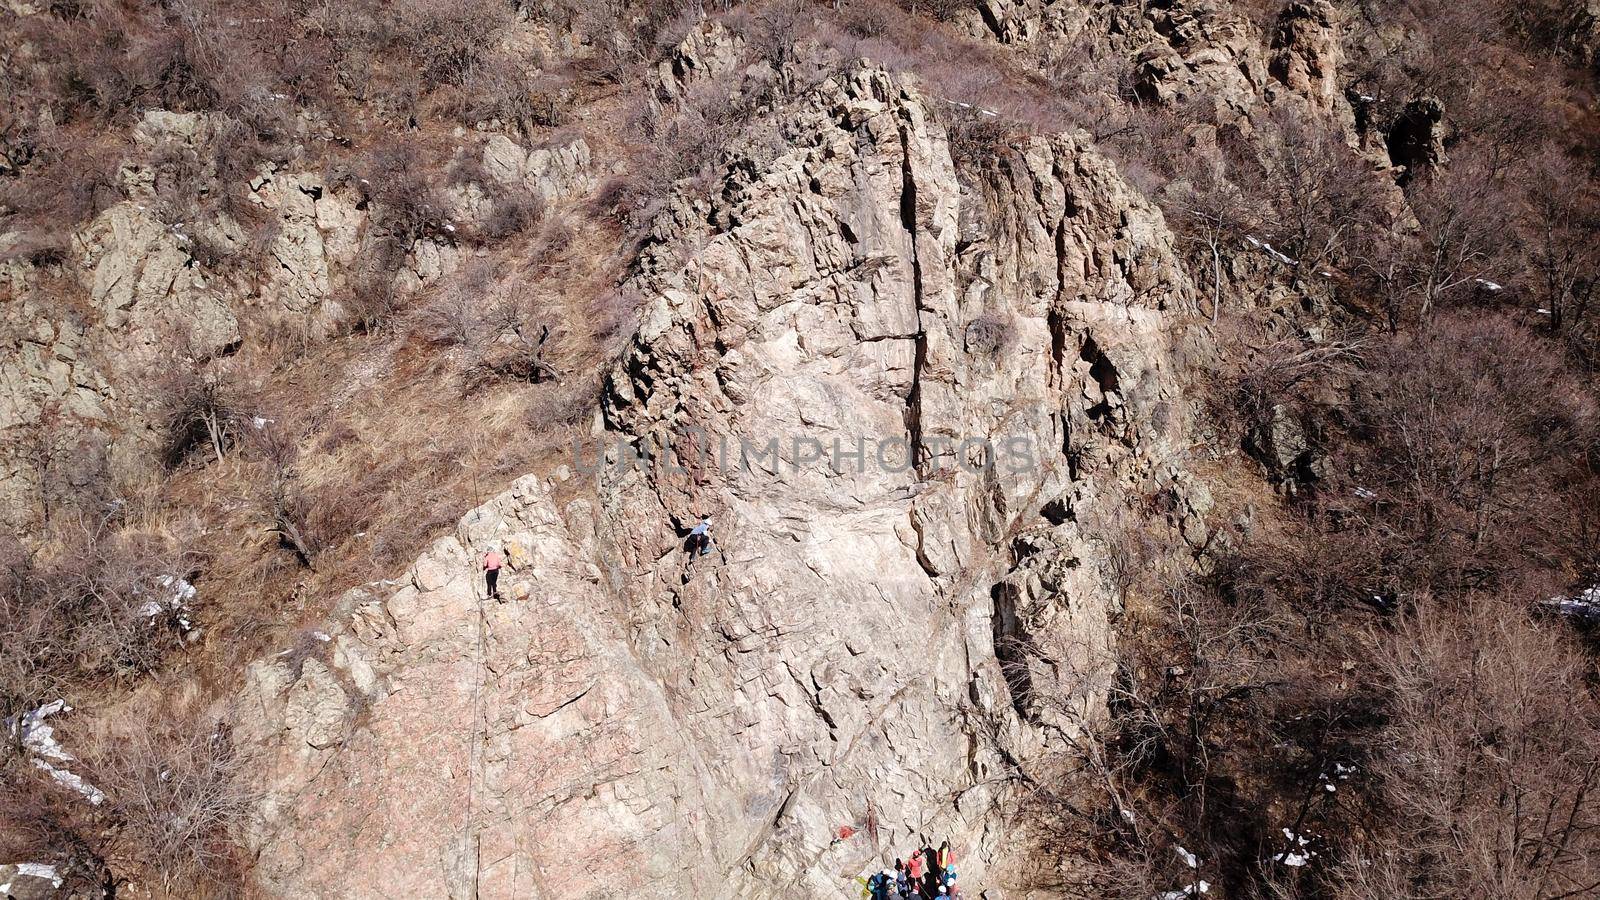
[482,548,503,599]
[906,851,924,884]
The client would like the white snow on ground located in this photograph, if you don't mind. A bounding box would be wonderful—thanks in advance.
[1176,846,1198,868]
[1245,235,1298,266]
[1353,486,1377,500]
[1542,585,1600,620]
[1474,278,1503,292]
[0,863,64,894]
[1274,829,1316,867]
[136,575,197,633]
[1319,761,1357,792]
[17,700,73,762]
[1537,308,1552,315]
[950,101,999,116]
[1156,880,1211,900]
[35,761,106,805]
[9,701,107,806]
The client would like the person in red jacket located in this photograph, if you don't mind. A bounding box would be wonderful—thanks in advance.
[906,849,925,886]
[482,547,503,599]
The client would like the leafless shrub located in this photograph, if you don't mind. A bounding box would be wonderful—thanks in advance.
[946,104,1011,171]
[964,310,1016,357]
[240,420,319,568]
[840,0,894,38]
[1166,169,1262,323]
[1241,105,1389,278]
[153,364,246,470]
[0,768,110,895]
[413,263,501,348]
[596,77,754,233]
[1515,149,1600,351]
[574,0,697,83]
[749,0,811,85]
[1347,313,1596,592]
[442,59,572,135]
[89,702,257,894]
[1334,598,1600,900]
[1234,333,1368,423]
[1398,158,1509,320]
[0,529,197,764]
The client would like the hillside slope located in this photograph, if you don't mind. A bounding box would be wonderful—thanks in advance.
[4,0,1600,898]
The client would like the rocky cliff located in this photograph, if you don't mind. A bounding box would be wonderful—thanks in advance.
[233,67,1211,898]
[0,111,594,530]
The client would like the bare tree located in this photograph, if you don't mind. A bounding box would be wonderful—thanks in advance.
[1249,105,1385,279]
[1517,151,1600,344]
[1340,597,1600,900]
[1404,163,1506,320]
[1169,170,1261,323]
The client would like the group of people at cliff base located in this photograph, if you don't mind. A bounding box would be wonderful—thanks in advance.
[860,841,959,898]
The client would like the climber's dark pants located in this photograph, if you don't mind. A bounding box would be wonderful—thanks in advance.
[486,568,499,597]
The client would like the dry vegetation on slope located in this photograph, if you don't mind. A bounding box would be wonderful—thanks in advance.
[3,0,1600,896]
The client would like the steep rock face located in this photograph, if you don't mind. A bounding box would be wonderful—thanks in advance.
[235,68,1208,897]
[1269,1,1346,115]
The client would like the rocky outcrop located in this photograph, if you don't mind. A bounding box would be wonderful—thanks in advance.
[72,203,240,346]
[1269,1,1345,114]
[481,134,596,208]
[235,67,1210,897]
[248,169,367,323]
[0,115,594,530]
[649,21,749,109]
[1386,96,1447,180]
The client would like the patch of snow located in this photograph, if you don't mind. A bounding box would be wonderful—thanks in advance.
[35,760,106,805]
[313,631,332,642]
[1156,880,1210,900]
[1277,850,1312,866]
[8,701,106,806]
[1542,586,1600,622]
[0,863,64,894]
[1353,486,1377,500]
[1474,278,1503,292]
[1176,846,1198,868]
[15,700,73,762]
[1245,235,1298,266]
[135,575,196,633]
[444,223,457,233]
[1536,308,1552,315]
[252,416,273,429]
[1318,761,1356,792]
[1357,94,1375,102]
[1273,829,1316,868]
